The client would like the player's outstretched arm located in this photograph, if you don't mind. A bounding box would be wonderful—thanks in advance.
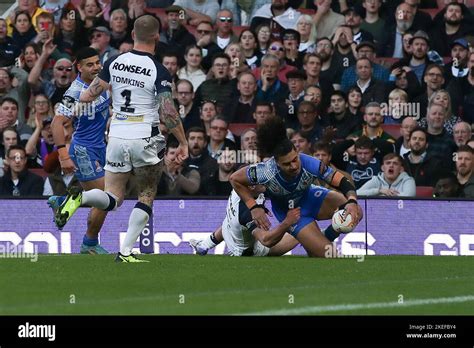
[80,77,109,103]
[230,166,271,230]
[158,91,188,163]
[252,208,300,247]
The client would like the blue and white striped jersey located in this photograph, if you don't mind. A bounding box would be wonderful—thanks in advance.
[56,76,110,148]
[246,153,334,210]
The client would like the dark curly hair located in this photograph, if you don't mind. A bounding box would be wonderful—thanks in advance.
[257,117,294,159]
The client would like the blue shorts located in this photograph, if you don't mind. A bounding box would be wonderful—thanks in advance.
[69,142,105,182]
[272,185,330,237]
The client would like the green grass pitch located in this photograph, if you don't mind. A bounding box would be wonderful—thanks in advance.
[1,255,473,315]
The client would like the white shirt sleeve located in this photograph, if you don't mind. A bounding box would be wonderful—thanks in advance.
[43,177,53,196]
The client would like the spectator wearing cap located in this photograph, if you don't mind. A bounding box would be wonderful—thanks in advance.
[444,38,470,83]
[172,0,220,25]
[313,0,345,40]
[282,29,304,69]
[0,19,21,67]
[250,0,301,40]
[360,0,385,46]
[392,30,435,85]
[343,6,374,46]
[160,5,196,61]
[223,71,257,124]
[341,41,389,93]
[447,52,474,125]
[211,9,238,51]
[0,67,30,126]
[0,145,44,197]
[429,2,473,57]
[25,115,56,167]
[282,69,306,129]
[89,26,119,65]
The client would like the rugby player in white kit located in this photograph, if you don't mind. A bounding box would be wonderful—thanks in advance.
[55,15,188,262]
[191,187,300,257]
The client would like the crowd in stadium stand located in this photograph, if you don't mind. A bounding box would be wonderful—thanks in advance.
[0,0,473,199]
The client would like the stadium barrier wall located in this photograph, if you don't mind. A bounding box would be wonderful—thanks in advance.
[0,198,473,256]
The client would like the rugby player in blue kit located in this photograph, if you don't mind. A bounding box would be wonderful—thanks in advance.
[229,117,363,257]
[49,46,111,254]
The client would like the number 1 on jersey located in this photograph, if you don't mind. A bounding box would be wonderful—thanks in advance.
[120,89,135,113]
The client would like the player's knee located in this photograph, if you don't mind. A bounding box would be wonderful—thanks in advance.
[104,192,119,211]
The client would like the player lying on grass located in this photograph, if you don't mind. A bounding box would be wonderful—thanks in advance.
[191,187,301,256]
[231,117,363,257]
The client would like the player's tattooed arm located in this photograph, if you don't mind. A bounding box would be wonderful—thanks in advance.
[158,90,188,162]
[158,91,181,130]
[80,77,109,102]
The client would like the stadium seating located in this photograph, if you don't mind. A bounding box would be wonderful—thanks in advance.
[229,123,255,137]
[381,124,401,139]
[416,186,434,198]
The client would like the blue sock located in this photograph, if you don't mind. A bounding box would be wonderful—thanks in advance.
[83,235,98,246]
[324,225,339,242]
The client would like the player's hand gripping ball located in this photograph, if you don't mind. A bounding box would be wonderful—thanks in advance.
[332,209,355,233]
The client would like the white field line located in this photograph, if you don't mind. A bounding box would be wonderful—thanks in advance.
[1,275,473,313]
[245,295,474,315]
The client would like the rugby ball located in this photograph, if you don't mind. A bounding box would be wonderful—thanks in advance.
[331,209,354,233]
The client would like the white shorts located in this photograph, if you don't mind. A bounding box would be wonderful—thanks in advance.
[104,134,166,173]
[222,219,270,257]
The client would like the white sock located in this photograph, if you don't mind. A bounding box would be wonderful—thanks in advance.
[200,234,218,250]
[82,189,110,210]
[120,206,150,256]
